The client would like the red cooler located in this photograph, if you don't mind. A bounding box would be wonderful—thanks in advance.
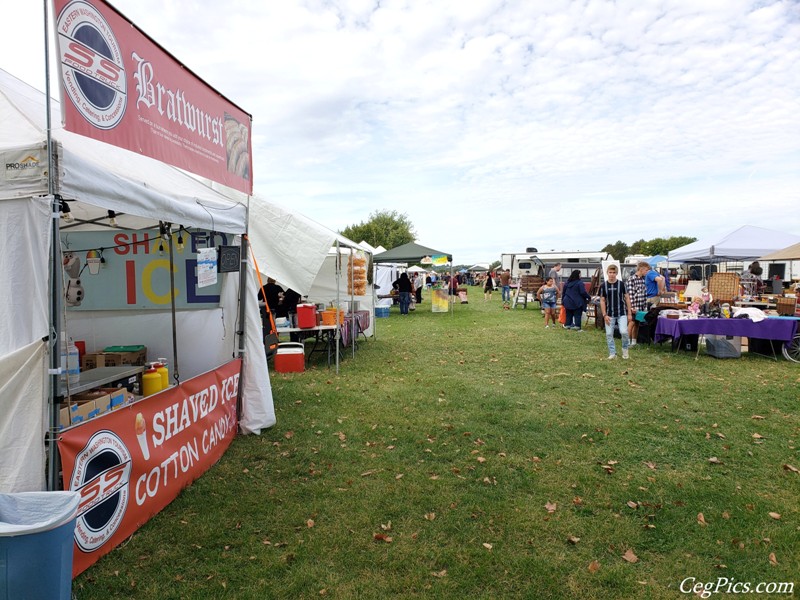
[274,342,305,373]
[296,304,316,329]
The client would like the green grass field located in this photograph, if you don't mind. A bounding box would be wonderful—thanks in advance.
[76,288,799,599]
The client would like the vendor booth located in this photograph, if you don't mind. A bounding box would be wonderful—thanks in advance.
[373,242,455,314]
[247,199,374,371]
[668,226,800,268]
[0,1,273,575]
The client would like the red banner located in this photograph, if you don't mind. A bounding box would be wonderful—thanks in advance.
[53,0,253,194]
[58,359,241,576]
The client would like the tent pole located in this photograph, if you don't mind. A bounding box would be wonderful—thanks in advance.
[236,216,251,429]
[166,223,180,385]
[335,240,340,374]
[372,256,377,341]
[350,249,355,359]
[44,0,62,492]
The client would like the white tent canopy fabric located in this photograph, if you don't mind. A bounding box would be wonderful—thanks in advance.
[248,198,371,297]
[0,68,273,492]
[668,226,800,263]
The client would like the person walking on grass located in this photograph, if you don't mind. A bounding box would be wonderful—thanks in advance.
[599,264,633,360]
[537,276,559,328]
[626,262,648,345]
[499,269,512,303]
[562,270,591,331]
[483,272,495,301]
[393,272,413,315]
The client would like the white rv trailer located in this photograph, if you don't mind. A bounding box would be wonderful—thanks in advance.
[501,250,610,279]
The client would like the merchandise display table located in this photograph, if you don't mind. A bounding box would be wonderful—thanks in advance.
[655,316,799,361]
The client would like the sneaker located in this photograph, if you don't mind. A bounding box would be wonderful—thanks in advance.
[575,329,585,333]
[607,354,616,360]
[630,339,637,346]
[622,350,629,359]
[545,325,550,329]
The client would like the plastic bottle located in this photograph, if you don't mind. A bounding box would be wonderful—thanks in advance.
[142,365,162,397]
[156,358,169,390]
[60,333,80,386]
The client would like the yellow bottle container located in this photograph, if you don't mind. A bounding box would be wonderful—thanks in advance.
[142,366,162,397]
[155,359,169,390]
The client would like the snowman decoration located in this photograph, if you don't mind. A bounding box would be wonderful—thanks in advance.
[63,252,84,307]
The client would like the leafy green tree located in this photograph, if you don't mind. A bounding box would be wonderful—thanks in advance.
[629,239,647,255]
[340,210,416,250]
[604,236,697,258]
[601,241,630,260]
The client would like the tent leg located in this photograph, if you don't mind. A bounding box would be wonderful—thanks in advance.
[236,231,250,427]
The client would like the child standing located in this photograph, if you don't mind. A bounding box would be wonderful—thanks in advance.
[537,277,559,328]
[599,264,633,359]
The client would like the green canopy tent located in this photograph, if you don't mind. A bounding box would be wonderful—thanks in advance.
[373,242,455,316]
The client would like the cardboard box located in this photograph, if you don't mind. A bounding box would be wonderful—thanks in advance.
[102,346,147,366]
[81,353,120,370]
[81,347,147,370]
[98,387,127,410]
[59,399,99,428]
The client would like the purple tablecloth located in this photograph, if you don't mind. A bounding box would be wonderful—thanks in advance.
[340,310,370,347]
[655,316,798,345]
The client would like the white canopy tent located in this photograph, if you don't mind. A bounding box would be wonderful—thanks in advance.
[668,226,800,263]
[248,204,375,369]
[0,68,274,492]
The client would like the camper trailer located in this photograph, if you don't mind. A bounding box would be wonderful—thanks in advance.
[501,250,610,280]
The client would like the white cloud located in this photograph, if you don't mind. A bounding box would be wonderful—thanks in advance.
[3,0,798,264]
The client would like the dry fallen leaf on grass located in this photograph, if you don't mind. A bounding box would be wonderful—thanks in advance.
[708,457,723,464]
[627,501,639,510]
[752,433,764,439]
[545,502,557,513]
[588,560,600,573]
[643,461,657,470]
[482,543,493,550]
[306,519,315,528]
[769,552,778,566]
[782,464,799,474]
[431,570,447,578]
[722,512,730,520]
[697,513,707,526]
[768,512,781,520]
[284,431,294,439]
[373,533,393,543]
[381,521,392,531]
[751,415,765,420]
[622,549,639,563]
[567,536,580,545]
[424,512,436,521]
[476,456,487,463]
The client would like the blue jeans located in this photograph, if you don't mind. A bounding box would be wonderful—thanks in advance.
[399,292,412,314]
[502,285,511,301]
[565,308,582,329]
[604,315,629,355]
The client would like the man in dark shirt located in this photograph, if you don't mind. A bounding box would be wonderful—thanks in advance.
[599,264,632,360]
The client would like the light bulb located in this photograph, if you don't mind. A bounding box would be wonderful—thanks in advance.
[108,210,118,227]
[177,230,185,251]
[158,241,165,256]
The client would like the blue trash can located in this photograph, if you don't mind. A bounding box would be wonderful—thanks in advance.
[0,491,80,600]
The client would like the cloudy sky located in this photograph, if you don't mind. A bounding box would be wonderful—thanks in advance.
[4,0,799,264]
